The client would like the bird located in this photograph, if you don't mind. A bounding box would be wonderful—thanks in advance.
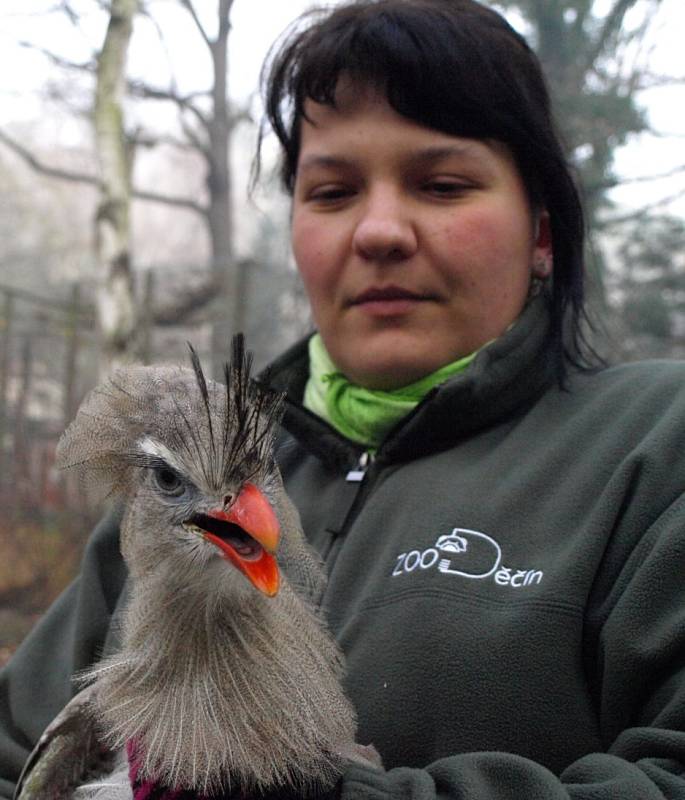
[15,336,371,800]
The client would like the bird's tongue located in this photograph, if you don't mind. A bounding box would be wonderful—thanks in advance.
[206,535,280,597]
[202,484,280,597]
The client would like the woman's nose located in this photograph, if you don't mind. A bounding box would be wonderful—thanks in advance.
[352,189,417,262]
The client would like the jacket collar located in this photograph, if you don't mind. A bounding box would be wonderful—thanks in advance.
[260,296,557,470]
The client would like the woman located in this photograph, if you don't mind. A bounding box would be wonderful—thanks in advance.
[2,1,685,798]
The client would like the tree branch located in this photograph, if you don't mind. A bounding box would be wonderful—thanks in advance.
[179,0,212,48]
[588,163,685,192]
[0,282,93,319]
[0,128,96,184]
[152,273,222,325]
[52,0,81,27]
[646,129,685,140]
[582,0,642,75]
[178,116,209,156]
[0,128,208,216]
[635,71,685,90]
[219,0,235,41]
[18,40,96,73]
[133,188,207,215]
[127,80,211,131]
[134,132,199,152]
[20,32,213,138]
[599,187,685,226]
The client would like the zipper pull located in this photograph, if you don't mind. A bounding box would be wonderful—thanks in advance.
[346,451,372,482]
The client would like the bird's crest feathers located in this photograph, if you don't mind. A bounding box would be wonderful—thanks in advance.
[57,335,284,501]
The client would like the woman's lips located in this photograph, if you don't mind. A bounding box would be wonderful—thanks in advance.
[349,286,432,316]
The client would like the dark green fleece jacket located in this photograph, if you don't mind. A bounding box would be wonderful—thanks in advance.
[2,298,685,799]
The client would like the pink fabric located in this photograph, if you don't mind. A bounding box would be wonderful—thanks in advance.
[126,739,208,800]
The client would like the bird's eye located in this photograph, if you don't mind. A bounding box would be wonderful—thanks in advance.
[152,466,185,497]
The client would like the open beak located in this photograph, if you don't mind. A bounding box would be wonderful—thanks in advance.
[184,483,281,597]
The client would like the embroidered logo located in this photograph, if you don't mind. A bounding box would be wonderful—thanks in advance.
[391,527,543,589]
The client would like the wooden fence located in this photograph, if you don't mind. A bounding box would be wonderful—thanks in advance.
[0,282,97,514]
[0,277,221,514]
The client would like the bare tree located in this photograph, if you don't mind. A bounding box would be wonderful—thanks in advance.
[174,0,239,378]
[490,0,683,219]
[490,0,685,358]
[94,0,138,367]
[0,0,247,375]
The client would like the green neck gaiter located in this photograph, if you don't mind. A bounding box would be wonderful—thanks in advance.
[303,334,477,449]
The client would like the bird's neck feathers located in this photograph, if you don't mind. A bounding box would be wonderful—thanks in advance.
[82,575,356,796]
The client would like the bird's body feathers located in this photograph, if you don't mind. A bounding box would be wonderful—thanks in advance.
[17,337,364,799]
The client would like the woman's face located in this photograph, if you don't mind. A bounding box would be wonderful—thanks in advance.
[291,86,551,390]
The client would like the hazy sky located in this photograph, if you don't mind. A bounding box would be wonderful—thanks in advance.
[0,0,683,217]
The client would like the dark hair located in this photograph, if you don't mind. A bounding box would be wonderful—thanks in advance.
[259,0,595,381]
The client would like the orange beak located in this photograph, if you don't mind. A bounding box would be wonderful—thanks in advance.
[200,483,280,597]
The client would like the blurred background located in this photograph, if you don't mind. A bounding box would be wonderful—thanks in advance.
[0,0,683,664]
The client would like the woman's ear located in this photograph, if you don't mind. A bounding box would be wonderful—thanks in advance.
[532,211,553,278]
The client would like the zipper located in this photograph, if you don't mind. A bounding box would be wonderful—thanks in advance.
[345,450,375,482]
[319,450,379,584]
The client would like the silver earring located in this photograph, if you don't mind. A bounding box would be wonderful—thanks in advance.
[532,254,552,278]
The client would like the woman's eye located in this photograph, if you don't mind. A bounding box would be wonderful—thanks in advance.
[152,467,185,497]
[308,185,353,203]
[422,179,470,197]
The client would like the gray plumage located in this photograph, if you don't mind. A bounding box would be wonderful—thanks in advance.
[16,337,368,799]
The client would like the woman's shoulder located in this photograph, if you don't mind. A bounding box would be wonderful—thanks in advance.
[558,358,685,437]
[570,357,685,401]
[600,356,685,378]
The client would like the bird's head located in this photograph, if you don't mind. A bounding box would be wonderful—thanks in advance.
[57,336,287,599]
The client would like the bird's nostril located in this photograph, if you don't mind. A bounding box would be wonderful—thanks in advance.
[223,494,234,509]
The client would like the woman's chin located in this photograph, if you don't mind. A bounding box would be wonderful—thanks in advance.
[342,359,447,391]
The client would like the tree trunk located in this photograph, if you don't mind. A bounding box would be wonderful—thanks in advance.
[0,291,14,493]
[94,0,138,371]
[207,0,236,378]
